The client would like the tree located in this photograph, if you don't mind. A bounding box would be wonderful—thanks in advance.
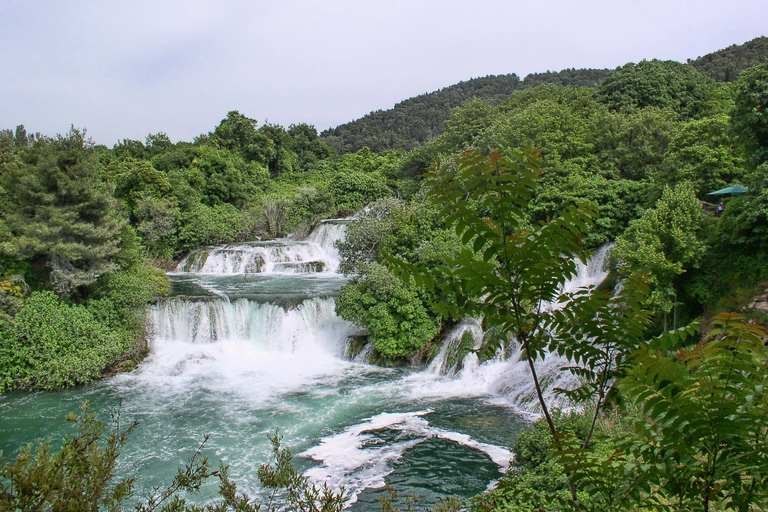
[335,262,439,360]
[660,114,747,196]
[612,182,708,326]
[386,150,653,509]
[557,314,768,512]
[596,60,716,119]
[0,128,126,296]
[731,61,768,166]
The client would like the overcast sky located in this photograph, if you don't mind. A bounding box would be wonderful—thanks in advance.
[2,0,765,146]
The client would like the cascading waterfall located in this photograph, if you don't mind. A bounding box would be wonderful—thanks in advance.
[407,244,613,415]
[0,216,614,509]
[176,219,350,275]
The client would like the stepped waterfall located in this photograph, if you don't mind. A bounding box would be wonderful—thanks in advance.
[0,220,612,509]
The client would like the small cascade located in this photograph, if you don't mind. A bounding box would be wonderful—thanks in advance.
[411,246,612,414]
[305,219,350,262]
[175,221,348,275]
[427,319,483,375]
[563,243,612,294]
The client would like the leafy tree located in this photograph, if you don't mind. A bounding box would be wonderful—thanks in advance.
[594,108,680,181]
[612,182,709,324]
[659,114,747,196]
[556,314,768,512]
[386,149,593,417]
[133,193,180,258]
[715,162,768,250]
[176,203,246,251]
[287,123,334,170]
[104,158,172,212]
[327,170,387,214]
[596,60,716,119]
[335,262,439,360]
[386,150,655,509]
[688,35,768,83]
[0,291,123,390]
[482,86,600,171]
[188,145,252,208]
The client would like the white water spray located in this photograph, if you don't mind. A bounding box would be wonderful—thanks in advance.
[176,222,348,275]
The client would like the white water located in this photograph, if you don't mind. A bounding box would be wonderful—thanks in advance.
[301,411,513,504]
[176,221,348,275]
[404,244,613,417]
[0,223,612,508]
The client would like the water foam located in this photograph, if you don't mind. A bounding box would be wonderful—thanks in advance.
[176,222,348,275]
[300,411,512,504]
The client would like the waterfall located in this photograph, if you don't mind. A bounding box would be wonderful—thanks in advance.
[175,221,348,275]
[148,297,355,356]
[409,244,613,414]
[427,319,484,375]
[562,243,612,294]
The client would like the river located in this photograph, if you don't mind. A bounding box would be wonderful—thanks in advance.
[0,221,610,509]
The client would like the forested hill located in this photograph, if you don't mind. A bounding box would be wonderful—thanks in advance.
[688,36,768,82]
[321,36,768,154]
[319,68,610,154]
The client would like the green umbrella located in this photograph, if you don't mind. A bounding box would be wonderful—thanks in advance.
[707,184,749,197]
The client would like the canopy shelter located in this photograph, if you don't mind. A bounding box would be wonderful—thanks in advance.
[707,184,749,197]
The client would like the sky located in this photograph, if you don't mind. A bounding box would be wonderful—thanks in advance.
[2,0,766,146]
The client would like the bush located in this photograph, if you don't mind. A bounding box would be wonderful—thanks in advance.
[0,291,125,391]
[335,263,440,359]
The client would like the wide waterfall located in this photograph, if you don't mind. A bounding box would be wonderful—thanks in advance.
[0,222,613,509]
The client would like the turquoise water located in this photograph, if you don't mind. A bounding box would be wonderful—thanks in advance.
[0,231,536,509]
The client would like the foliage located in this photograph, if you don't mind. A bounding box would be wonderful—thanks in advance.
[731,61,768,166]
[0,402,136,511]
[596,59,716,119]
[0,291,125,391]
[552,314,768,512]
[715,163,768,249]
[335,262,439,360]
[0,403,347,512]
[385,150,605,436]
[0,129,126,296]
[688,36,768,83]
[320,69,610,154]
[612,182,709,317]
[326,170,387,214]
[176,203,248,251]
[659,114,747,196]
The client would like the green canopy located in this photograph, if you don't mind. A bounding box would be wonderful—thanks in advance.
[707,184,749,197]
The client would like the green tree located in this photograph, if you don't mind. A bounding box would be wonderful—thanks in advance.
[386,150,654,510]
[335,262,439,360]
[731,61,768,166]
[660,114,747,196]
[0,129,126,296]
[557,314,768,512]
[596,60,716,119]
[612,182,708,326]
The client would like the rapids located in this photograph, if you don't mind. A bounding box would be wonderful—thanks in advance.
[0,223,611,509]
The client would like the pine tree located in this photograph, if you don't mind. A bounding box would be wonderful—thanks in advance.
[0,128,126,296]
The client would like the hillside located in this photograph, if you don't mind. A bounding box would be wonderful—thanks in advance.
[688,35,768,82]
[322,36,768,154]
[319,68,610,154]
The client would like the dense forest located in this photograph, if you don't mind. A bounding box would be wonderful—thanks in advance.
[1,35,768,511]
